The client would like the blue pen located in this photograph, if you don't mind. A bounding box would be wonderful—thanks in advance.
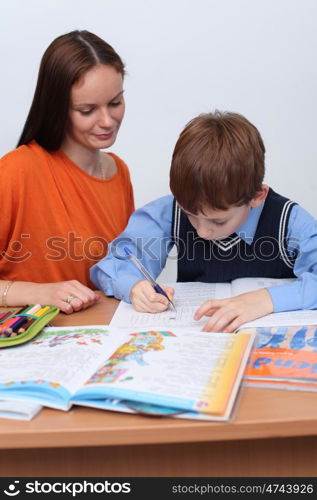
[124,247,176,312]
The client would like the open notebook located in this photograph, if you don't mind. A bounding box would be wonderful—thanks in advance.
[109,277,317,330]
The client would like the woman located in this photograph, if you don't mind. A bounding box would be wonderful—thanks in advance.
[0,30,134,313]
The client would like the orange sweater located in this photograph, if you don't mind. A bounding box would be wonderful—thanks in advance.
[0,142,134,288]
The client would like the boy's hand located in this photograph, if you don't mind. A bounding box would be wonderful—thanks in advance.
[130,280,175,313]
[194,289,274,333]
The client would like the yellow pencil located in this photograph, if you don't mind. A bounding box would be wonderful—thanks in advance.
[34,306,51,317]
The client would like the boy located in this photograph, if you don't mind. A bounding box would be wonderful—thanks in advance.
[91,111,317,332]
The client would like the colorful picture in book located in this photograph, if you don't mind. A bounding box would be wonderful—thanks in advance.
[32,328,107,348]
[244,325,317,389]
[88,330,175,384]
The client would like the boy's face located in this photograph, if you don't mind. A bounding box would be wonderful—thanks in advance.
[182,204,252,241]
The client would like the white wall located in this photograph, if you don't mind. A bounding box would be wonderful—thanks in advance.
[1,0,317,218]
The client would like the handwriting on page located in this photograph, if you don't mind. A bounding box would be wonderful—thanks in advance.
[110,282,231,329]
[119,307,205,327]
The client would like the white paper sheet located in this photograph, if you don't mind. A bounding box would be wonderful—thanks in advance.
[0,399,42,420]
[242,309,317,328]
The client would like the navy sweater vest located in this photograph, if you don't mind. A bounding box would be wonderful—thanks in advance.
[171,189,297,283]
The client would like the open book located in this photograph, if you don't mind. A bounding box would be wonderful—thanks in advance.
[110,278,317,330]
[243,324,317,392]
[0,325,254,421]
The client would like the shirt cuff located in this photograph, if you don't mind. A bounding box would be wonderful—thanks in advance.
[267,282,302,312]
[95,269,140,304]
[112,273,142,303]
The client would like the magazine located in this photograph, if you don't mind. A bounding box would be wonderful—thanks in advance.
[243,324,317,391]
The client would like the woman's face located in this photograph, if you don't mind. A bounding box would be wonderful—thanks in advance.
[66,64,125,151]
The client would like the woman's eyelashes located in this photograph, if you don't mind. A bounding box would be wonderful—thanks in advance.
[77,101,122,115]
[110,100,122,107]
[79,108,94,115]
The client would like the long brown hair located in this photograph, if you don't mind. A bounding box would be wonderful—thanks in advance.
[17,30,125,150]
[169,111,265,213]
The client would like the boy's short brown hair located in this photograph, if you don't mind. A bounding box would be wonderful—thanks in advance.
[169,111,265,213]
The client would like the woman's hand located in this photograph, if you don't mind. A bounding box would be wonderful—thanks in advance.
[28,280,100,314]
[194,288,274,333]
[130,280,175,313]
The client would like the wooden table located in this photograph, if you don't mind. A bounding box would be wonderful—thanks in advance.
[0,296,317,477]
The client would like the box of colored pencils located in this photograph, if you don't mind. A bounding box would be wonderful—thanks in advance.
[0,305,59,348]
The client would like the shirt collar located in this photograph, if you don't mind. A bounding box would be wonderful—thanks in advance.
[236,201,265,245]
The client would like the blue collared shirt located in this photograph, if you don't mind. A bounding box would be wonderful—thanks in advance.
[90,194,317,312]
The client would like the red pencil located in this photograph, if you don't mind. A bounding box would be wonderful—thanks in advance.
[0,311,14,323]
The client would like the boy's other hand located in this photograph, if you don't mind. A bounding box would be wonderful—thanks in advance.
[130,280,175,313]
[194,289,274,333]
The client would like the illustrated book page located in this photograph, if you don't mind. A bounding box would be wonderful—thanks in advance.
[0,325,124,410]
[71,326,255,421]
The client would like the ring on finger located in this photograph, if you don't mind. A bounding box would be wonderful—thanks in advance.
[65,294,77,304]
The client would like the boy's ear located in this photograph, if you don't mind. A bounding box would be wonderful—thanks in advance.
[249,184,269,208]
